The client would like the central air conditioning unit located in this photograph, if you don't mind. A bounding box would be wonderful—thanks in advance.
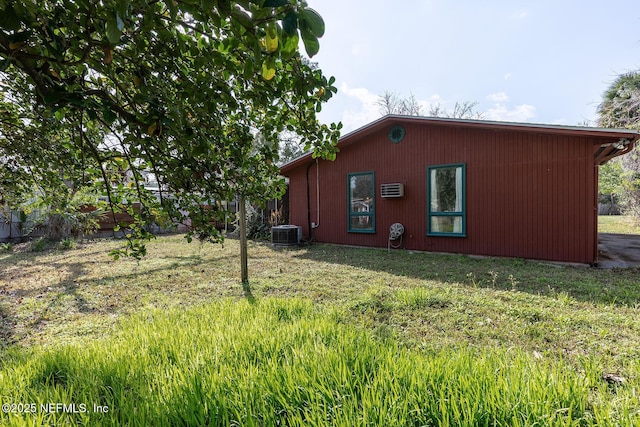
[271,225,302,245]
[380,183,404,198]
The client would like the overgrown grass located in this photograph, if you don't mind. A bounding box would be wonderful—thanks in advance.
[1,235,640,425]
[1,299,638,426]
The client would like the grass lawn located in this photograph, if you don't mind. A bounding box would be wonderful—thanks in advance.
[599,215,640,234]
[1,234,640,425]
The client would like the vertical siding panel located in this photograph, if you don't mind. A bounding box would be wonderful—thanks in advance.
[537,134,544,258]
[523,133,532,257]
[535,135,543,259]
[289,167,310,238]
[566,140,573,261]
[568,139,576,261]
[546,136,554,260]
[576,143,585,262]
[529,134,538,258]
[475,131,487,256]
[569,140,577,260]
[554,136,562,261]
[546,135,553,260]
[510,132,519,256]
[566,140,574,261]
[310,162,318,239]
[580,141,589,262]
[574,141,583,261]
[570,141,575,261]
[590,156,598,262]
[575,142,582,261]
[557,136,565,261]
[584,142,591,262]
[531,134,539,257]
[493,132,503,255]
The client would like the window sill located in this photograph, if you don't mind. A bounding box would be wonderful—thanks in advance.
[427,233,467,238]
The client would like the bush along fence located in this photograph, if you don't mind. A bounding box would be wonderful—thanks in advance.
[0,206,124,243]
[1,195,289,244]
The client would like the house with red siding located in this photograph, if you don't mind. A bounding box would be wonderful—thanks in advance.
[279,115,640,265]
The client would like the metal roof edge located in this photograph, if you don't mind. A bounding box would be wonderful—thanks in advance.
[278,149,311,168]
[380,114,640,137]
[279,116,395,174]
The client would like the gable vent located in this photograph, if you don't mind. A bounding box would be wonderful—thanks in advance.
[380,183,404,198]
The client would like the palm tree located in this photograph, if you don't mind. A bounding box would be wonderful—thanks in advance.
[597,71,640,129]
[597,70,640,219]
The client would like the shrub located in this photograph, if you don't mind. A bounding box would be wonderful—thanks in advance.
[58,238,76,250]
[30,237,49,252]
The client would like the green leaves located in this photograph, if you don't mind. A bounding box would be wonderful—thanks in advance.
[0,57,11,71]
[282,11,297,35]
[301,32,319,57]
[280,31,298,58]
[262,56,276,80]
[297,8,324,57]
[0,4,21,31]
[0,0,340,262]
[299,8,324,38]
[105,12,124,44]
[265,22,278,53]
[263,0,289,7]
[243,59,254,79]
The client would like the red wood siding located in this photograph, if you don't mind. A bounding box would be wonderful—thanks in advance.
[284,121,612,264]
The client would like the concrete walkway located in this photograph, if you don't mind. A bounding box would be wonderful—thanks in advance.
[597,233,640,269]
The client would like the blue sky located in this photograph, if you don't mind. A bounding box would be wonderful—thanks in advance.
[308,1,640,133]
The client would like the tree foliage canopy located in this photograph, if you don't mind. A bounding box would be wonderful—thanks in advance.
[0,0,341,257]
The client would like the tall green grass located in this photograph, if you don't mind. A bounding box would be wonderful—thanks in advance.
[1,298,637,426]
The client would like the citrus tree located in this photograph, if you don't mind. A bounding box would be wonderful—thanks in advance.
[0,0,341,263]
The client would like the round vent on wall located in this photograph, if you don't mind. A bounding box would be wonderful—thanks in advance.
[389,125,405,143]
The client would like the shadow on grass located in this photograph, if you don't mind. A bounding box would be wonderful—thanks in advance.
[242,281,257,304]
[289,243,640,307]
[0,248,220,345]
[0,300,15,348]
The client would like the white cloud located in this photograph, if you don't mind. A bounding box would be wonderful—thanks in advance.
[418,94,444,115]
[487,92,509,103]
[485,103,536,122]
[336,85,534,130]
[482,91,536,122]
[339,82,381,132]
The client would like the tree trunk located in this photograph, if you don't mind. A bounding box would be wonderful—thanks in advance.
[239,194,248,284]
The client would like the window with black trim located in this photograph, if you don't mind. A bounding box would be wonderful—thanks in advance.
[348,172,375,233]
[427,164,466,236]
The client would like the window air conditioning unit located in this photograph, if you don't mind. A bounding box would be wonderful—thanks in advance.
[380,183,404,198]
[271,225,302,245]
